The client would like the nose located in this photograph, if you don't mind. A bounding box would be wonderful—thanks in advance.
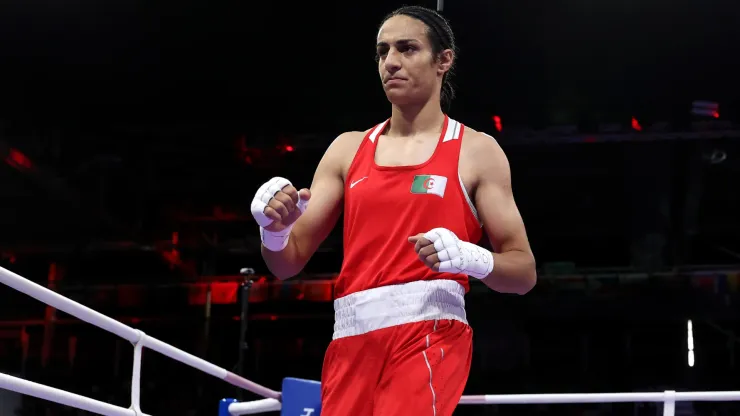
[384,49,402,74]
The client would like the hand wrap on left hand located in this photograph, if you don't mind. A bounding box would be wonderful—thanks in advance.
[416,227,494,279]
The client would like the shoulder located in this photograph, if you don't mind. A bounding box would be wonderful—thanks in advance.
[317,130,368,178]
[323,130,366,164]
[327,130,367,155]
[461,127,511,176]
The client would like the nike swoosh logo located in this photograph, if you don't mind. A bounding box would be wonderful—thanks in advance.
[350,177,368,188]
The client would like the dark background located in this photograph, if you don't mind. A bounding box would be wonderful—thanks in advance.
[0,0,739,414]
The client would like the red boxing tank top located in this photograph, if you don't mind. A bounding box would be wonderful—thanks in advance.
[336,115,483,299]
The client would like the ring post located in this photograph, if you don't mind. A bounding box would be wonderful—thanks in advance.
[236,268,255,400]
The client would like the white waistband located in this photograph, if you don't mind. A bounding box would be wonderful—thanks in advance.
[333,280,468,340]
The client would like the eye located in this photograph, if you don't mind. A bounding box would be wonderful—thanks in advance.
[399,45,416,54]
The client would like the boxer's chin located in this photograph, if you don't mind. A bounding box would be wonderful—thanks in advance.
[384,90,415,106]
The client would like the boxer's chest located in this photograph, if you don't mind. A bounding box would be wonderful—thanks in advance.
[370,134,476,195]
[345,151,475,220]
[373,134,438,167]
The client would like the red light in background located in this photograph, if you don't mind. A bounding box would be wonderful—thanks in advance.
[211,283,238,304]
[631,117,642,131]
[188,283,238,305]
[243,149,263,165]
[48,263,57,282]
[6,148,33,170]
[492,115,503,132]
[237,136,264,165]
[713,111,719,118]
[275,143,295,154]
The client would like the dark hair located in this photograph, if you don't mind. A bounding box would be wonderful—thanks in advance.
[381,5,458,110]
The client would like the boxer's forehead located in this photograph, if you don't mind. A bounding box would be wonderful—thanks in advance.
[376,15,428,46]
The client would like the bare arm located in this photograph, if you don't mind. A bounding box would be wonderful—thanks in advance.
[471,133,537,294]
[261,132,358,279]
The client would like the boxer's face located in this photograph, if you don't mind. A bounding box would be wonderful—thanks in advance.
[376,15,452,107]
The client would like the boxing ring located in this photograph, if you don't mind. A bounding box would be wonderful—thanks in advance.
[1,265,739,416]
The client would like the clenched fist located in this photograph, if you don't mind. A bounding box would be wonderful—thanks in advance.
[251,177,311,233]
[408,227,494,279]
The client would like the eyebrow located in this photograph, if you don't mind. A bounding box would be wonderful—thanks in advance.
[376,39,420,48]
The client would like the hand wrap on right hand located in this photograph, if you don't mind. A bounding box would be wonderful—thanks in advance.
[250,177,308,251]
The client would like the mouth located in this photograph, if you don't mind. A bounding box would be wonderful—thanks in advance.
[384,77,407,85]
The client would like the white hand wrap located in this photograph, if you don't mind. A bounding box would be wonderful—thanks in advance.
[423,228,494,279]
[250,177,308,252]
[259,226,292,252]
[251,177,292,227]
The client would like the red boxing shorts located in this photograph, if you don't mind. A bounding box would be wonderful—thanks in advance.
[321,280,473,416]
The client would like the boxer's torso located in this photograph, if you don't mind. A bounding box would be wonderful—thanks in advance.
[335,115,483,299]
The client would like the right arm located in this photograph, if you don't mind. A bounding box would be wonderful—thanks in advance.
[261,132,360,279]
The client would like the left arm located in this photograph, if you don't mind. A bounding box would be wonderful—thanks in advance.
[409,132,536,295]
[471,134,536,294]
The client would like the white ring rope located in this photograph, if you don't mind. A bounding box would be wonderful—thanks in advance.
[0,266,281,415]
[0,372,144,416]
[458,390,740,404]
[228,398,282,415]
[227,390,740,416]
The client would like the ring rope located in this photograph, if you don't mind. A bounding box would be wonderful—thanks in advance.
[0,266,280,416]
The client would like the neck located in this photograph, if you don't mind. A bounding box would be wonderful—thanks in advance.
[387,98,446,138]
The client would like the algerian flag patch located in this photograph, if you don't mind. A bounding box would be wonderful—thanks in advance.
[410,175,448,198]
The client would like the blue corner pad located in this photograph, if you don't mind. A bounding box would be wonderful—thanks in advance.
[219,398,239,416]
[281,377,322,416]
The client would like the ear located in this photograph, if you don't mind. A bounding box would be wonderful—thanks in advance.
[436,49,454,75]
